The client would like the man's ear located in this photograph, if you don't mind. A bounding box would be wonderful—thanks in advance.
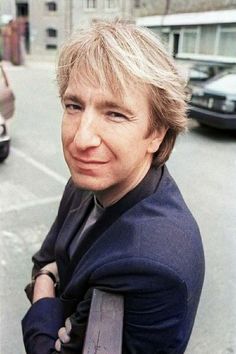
[147,127,168,154]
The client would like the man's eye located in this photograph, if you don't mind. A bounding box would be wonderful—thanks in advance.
[108,111,127,120]
[65,104,81,113]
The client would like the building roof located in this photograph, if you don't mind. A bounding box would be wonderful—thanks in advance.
[137,9,236,27]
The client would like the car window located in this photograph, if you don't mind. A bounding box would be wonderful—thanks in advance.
[205,74,236,95]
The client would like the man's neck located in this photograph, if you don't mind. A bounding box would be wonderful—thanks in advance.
[95,161,152,208]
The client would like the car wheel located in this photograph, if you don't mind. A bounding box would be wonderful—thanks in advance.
[0,141,10,162]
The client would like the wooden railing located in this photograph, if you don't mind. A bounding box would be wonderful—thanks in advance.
[82,289,124,354]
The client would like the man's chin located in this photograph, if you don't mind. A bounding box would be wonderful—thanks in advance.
[70,173,107,192]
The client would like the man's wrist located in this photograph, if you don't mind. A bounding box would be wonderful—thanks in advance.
[33,275,56,303]
[33,269,58,286]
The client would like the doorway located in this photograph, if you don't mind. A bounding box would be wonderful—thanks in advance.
[173,32,180,58]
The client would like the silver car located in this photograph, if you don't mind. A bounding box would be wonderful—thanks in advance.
[0,64,15,161]
[189,69,236,130]
[0,114,10,161]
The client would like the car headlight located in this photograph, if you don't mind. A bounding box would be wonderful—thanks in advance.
[0,124,6,136]
[221,100,235,113]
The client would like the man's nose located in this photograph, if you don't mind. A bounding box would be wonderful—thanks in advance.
[73,112,101,150]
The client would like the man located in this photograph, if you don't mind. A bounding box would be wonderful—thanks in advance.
[22,21,204,354]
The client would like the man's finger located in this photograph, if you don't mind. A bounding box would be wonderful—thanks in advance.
[55,338,61,352]
[58,327,70,343]
[65,317,72,335]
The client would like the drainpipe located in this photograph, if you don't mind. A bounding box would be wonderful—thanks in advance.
[69,0,73,33]
[161,0,170,26]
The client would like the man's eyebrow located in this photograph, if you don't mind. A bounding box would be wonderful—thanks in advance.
[62,93,82,103]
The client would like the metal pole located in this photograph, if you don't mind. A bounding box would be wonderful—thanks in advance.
[69,0,73,33]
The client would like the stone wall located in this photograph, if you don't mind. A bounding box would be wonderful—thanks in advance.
[134,0,236,16]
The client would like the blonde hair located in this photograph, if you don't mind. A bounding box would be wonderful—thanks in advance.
[57,20,187,167]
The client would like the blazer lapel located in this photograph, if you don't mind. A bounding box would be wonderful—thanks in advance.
[56,192,94,288]
[67,207,121,274]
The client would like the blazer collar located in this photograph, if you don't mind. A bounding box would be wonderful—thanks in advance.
[105,165,163,215]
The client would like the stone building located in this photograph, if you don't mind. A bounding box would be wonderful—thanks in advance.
[135,0,236,63]
[1,0,135,57]
[133,0,236,17]
[28,0,70,56]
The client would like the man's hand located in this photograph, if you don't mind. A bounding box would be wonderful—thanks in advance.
[55,318,72,351]
[32,261,59,304]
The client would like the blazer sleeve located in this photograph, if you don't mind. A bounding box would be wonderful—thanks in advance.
[22,298,65,354]
[31,178,75,272]
[34,258,188,354]
[21,290,93,354]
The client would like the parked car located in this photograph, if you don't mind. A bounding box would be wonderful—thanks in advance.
[0,63,15,161]
[0,114,10,161]
[188,68,236,130]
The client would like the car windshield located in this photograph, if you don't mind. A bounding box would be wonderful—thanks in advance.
[189,68,209,80]
[205,74,236,95]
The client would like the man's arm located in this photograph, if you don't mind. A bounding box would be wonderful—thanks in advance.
[54,281,187,354]
[32,261,58,303]
[22,297,65,354]
[22,258,188,354]
[22,262,64,354]
[22,286,91,354]
[22,179,83,354]
[31,178,75,272]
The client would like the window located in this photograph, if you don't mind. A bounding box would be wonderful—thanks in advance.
[46,28,58,37]
[181,28,198,54]
[199,26,216,55]
[105,0,117,9]
[161,32,170,48]
[85,0,97,9]
[217,25,236,57]
[46,44,57,49]
[16,3,28,17]
[46,2,57,11]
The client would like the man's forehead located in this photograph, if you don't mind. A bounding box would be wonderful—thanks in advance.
[66,75,129,104]
[68,77,116,92]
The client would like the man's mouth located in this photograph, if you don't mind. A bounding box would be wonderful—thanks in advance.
[70,154,109,170]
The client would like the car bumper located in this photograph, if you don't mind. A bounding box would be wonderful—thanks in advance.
[0,135,10,155]
[189,105,236,130]
[0,135,10,144]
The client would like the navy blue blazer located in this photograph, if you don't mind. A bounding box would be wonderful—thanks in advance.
[22,166,205,354]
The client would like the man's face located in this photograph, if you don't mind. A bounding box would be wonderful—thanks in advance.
[61,76,165,206]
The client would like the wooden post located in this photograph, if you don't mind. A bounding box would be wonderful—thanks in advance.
[82,289,124,354]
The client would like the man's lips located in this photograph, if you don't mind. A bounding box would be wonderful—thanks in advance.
[71,154,109,165]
